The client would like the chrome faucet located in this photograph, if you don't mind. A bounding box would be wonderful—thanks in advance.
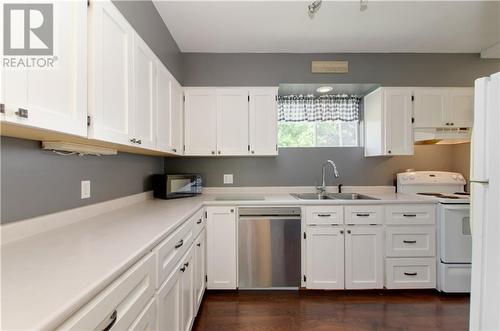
[316,160,340,195]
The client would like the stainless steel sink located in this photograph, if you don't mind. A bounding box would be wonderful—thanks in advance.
[291,193,379,200]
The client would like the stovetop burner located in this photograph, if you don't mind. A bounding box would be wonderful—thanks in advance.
[417,192,461,199]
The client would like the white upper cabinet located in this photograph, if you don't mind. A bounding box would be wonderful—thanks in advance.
[132,34,156,149]
[364,87,413,157]
[447,88,474,127]
[2,1,87,137]
[345,226,384,289]
[170,81,184,155]
[216,89,249,156]
[184,88,217,156]
[306,226,345,289]
[413,87,473,128]
[413,88,448,128]
[249,88,278,156]
[184,87,278,156]
[88,0,134,145]
[156,62,173,153]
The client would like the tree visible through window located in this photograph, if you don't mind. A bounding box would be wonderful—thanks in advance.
[278,121,358,147]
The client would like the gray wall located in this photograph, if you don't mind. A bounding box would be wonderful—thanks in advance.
[164,145,458,187]
[183,53,500,86]
[1,137,163,224]
[113,1,183,82]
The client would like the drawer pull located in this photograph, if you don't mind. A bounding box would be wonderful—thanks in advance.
[196,243,201,247]
[403,240,417,244]
[15,108,28,118]
[403,214,417,217]
[180,266,186,272]
[184,262,189,268]
[101,310,117,331]
[356,213,370,217]
[317,214,332,217]
[196,219,202,224]
[404,272,418,276]
[174,239,184,249]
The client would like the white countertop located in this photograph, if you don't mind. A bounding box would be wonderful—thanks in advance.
[0,191,433,331]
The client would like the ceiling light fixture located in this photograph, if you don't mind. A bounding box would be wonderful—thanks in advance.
[316,86,333,93]
[308,0,322,17]
[360,0,368,11]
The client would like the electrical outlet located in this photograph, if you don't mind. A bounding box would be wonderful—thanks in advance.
[223,174,233,185]
[81,180,91,199]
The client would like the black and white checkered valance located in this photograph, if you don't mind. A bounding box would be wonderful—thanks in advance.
[278,94,361,122]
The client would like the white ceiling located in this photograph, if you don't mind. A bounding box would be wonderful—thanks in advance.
[153,1,500,54]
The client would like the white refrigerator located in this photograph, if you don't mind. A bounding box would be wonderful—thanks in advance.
[469,72,500,331]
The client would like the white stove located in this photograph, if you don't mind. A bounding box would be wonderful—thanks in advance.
[397,171,471,293]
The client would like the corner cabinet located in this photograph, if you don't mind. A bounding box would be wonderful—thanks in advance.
[364,87,414,157]
[184,87,278,156]
[206,206,237,289]
[1,1,87,137]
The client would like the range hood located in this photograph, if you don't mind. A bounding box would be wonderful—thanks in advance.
[414,127,471,145]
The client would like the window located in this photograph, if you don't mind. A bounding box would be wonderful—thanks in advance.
[277,94,360,147]
[278,121,359,147]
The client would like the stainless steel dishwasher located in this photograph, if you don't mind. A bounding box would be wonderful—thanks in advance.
[238,207,301,289]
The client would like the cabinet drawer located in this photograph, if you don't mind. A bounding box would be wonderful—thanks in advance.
[385,204,435,225]
[385,258,436,289]
[192,208,205,238]
[154,218,194,288]
[344,205,383,225]
[127,298,157,331]
[55,253,155,331]
[386,226,435,257]
[306,206,344,225]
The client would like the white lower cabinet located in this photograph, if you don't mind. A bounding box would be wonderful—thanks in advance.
[128,298,157,331]
[345,226,384,289]
[157,259,183,331]
[305,226,345,289]
[180,249,195,331]
[206,206,237,289]
[194,229,206,313]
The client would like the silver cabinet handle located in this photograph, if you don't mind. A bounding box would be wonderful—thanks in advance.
[403,214,417,217]
[403,240,417,244]
[404,272,417,276]
[196,243,201,247]
[0,103,5,114]
[130,138,137,143]
[15,108,28,118]
[174,239,184,249]
[356,213,370,217]
[196,219,202,224]
[184,262,189,268]
[180,266,186,272]
[317,214,331,217]
[101,310,117,331]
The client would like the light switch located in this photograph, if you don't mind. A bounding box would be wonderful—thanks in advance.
[223,174,234,185]
[81,180,91,199]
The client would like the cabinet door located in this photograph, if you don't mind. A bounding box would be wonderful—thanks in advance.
[249,88,278,156]
[170,81,184,155]
[3,1,87,137]
[384,88,413,155]
[127,298,157,331]
[345,226,384,289]
[156,62,172,153]
[180,249,195,331]
[184,89,217,155]
[216,89,249,155]
[88,0,134,145]
[306,226,344,289]
[133,33,156,149]
[157,262,182,331]
[194,229,206,314]
[206,207,237,289]
[447,88,474,127]
[413,88,448,128]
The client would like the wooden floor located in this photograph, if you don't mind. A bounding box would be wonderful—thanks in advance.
[192,290,469,331]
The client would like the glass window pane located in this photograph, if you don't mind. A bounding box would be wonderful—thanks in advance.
[278,121,358,147]
[278,122,315,147]
[316,121,340,147]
